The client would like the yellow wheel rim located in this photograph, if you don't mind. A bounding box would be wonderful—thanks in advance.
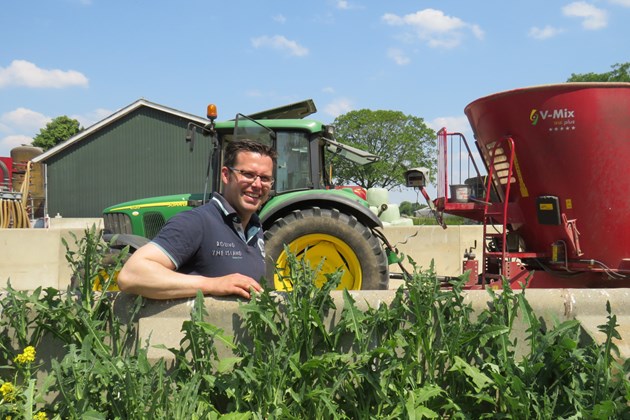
[92,270,120,292]
[273,233,362,291]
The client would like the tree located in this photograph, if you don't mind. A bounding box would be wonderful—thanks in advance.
[330,109,436,190]
[567,62,630,82]
[32,116,82,151]
[399,200,423,216]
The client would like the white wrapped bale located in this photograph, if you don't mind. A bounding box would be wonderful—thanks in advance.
[367,188,389,207]
[379,203,400,223]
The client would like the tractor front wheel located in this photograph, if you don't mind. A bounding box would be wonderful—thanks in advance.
[264,207,389,291]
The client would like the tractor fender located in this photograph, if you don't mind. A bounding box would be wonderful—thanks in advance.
[102,233,150,251]
[259,192,382,231]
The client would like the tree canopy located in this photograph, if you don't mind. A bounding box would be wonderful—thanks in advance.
[399,200,424,216]
[329,109,436,190]
[32,116,82,151]
[567,62,630,82]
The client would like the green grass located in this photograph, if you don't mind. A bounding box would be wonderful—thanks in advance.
[0,227,628,418]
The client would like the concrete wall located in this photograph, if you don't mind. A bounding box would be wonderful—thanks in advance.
[0,218,102,290]
[382,225,482,277]
[1,221,628,361]
[111,288,630,363]
[0,222,482,292]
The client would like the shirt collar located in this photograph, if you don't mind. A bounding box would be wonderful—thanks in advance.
[211,192,261,227]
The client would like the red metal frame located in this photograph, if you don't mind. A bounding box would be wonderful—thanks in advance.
[434,127,630,289]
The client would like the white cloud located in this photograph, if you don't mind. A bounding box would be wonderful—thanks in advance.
[251,35,309,57]
[0,108,48,155]
[0,106,111,156]
[529,25,564,39]
[470,24,484,39]
[387,48,410,65]
[0,60,89,89]
[1,135,33,156]
[273,14,286,24]
[609,0,630,6]
[1,108,51,133]
[324,98,353,118]
[382,9,484,49]
[562,2,608,30]
[322,87,335,94]
[336,0,350,10]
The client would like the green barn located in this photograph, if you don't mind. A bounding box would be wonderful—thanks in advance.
[32,99,212,218]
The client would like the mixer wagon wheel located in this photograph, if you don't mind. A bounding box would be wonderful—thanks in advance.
[264,207,389,291]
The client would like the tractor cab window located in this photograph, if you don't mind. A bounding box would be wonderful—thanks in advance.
[274,131,311,192]
[232,114,275,147]
[218,115,311,194]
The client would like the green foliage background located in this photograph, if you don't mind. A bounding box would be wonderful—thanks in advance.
[567,62,630,82]
[31,116,82,151]
[330,109,437,190]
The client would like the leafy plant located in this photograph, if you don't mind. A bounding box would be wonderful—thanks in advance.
[0,227,628,418]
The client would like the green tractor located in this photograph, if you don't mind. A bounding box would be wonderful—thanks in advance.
[102,100,393,290]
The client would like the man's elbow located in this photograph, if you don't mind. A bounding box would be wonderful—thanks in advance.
[116,265,133,293]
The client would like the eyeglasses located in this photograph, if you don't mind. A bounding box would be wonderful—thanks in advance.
[227,167,275,186]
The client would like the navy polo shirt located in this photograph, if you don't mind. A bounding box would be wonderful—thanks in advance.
[151,192,266,281]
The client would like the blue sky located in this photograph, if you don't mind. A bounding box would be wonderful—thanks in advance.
[1,0,629,202]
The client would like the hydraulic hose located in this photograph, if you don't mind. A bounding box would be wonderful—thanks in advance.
[0,160,32,228]
[0,197,30,228]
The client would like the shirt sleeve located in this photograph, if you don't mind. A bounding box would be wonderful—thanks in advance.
[151,210,203,270]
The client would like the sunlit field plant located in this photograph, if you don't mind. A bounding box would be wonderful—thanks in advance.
[0,226,628,418]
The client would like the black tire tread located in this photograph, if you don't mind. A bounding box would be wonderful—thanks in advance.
[264,207,389,290]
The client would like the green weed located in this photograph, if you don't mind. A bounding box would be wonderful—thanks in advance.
[0,227,628,418]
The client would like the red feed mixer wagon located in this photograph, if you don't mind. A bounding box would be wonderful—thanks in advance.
[426,82,630,288]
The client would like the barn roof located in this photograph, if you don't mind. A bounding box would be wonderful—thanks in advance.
[32,99,207,163]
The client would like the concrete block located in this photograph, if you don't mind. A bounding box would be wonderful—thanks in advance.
[118,288,630,364]
[566,289,630,359]
[48,218,103,230]
[114,290,400,364]
[382,225,483,276]
[0,229,64,290]
[0,227,97,291]
[0,222,480,294]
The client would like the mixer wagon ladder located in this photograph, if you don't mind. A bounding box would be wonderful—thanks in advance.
[434,129,533,286]
[480,137,533,285]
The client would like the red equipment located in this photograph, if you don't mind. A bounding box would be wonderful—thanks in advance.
[0,157,12,190]
[434,83,630,288]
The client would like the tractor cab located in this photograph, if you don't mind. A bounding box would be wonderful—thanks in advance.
[193,101,379,199]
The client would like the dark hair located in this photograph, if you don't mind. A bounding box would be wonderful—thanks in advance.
[224,139,277,168]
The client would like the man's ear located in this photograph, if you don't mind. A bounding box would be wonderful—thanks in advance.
[220,166,230,184]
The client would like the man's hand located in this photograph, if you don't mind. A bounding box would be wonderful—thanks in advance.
[207,273,263,299]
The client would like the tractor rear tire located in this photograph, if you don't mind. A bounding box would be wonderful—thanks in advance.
[264,207,389,290]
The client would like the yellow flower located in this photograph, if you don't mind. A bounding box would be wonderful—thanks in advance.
[0,381,15,401]
[14,345,36,364]
[34,412,48,420]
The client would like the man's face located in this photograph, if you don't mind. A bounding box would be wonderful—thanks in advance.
[221,151,274,220]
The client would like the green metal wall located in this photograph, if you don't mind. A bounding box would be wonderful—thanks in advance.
[45,107,213,217]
